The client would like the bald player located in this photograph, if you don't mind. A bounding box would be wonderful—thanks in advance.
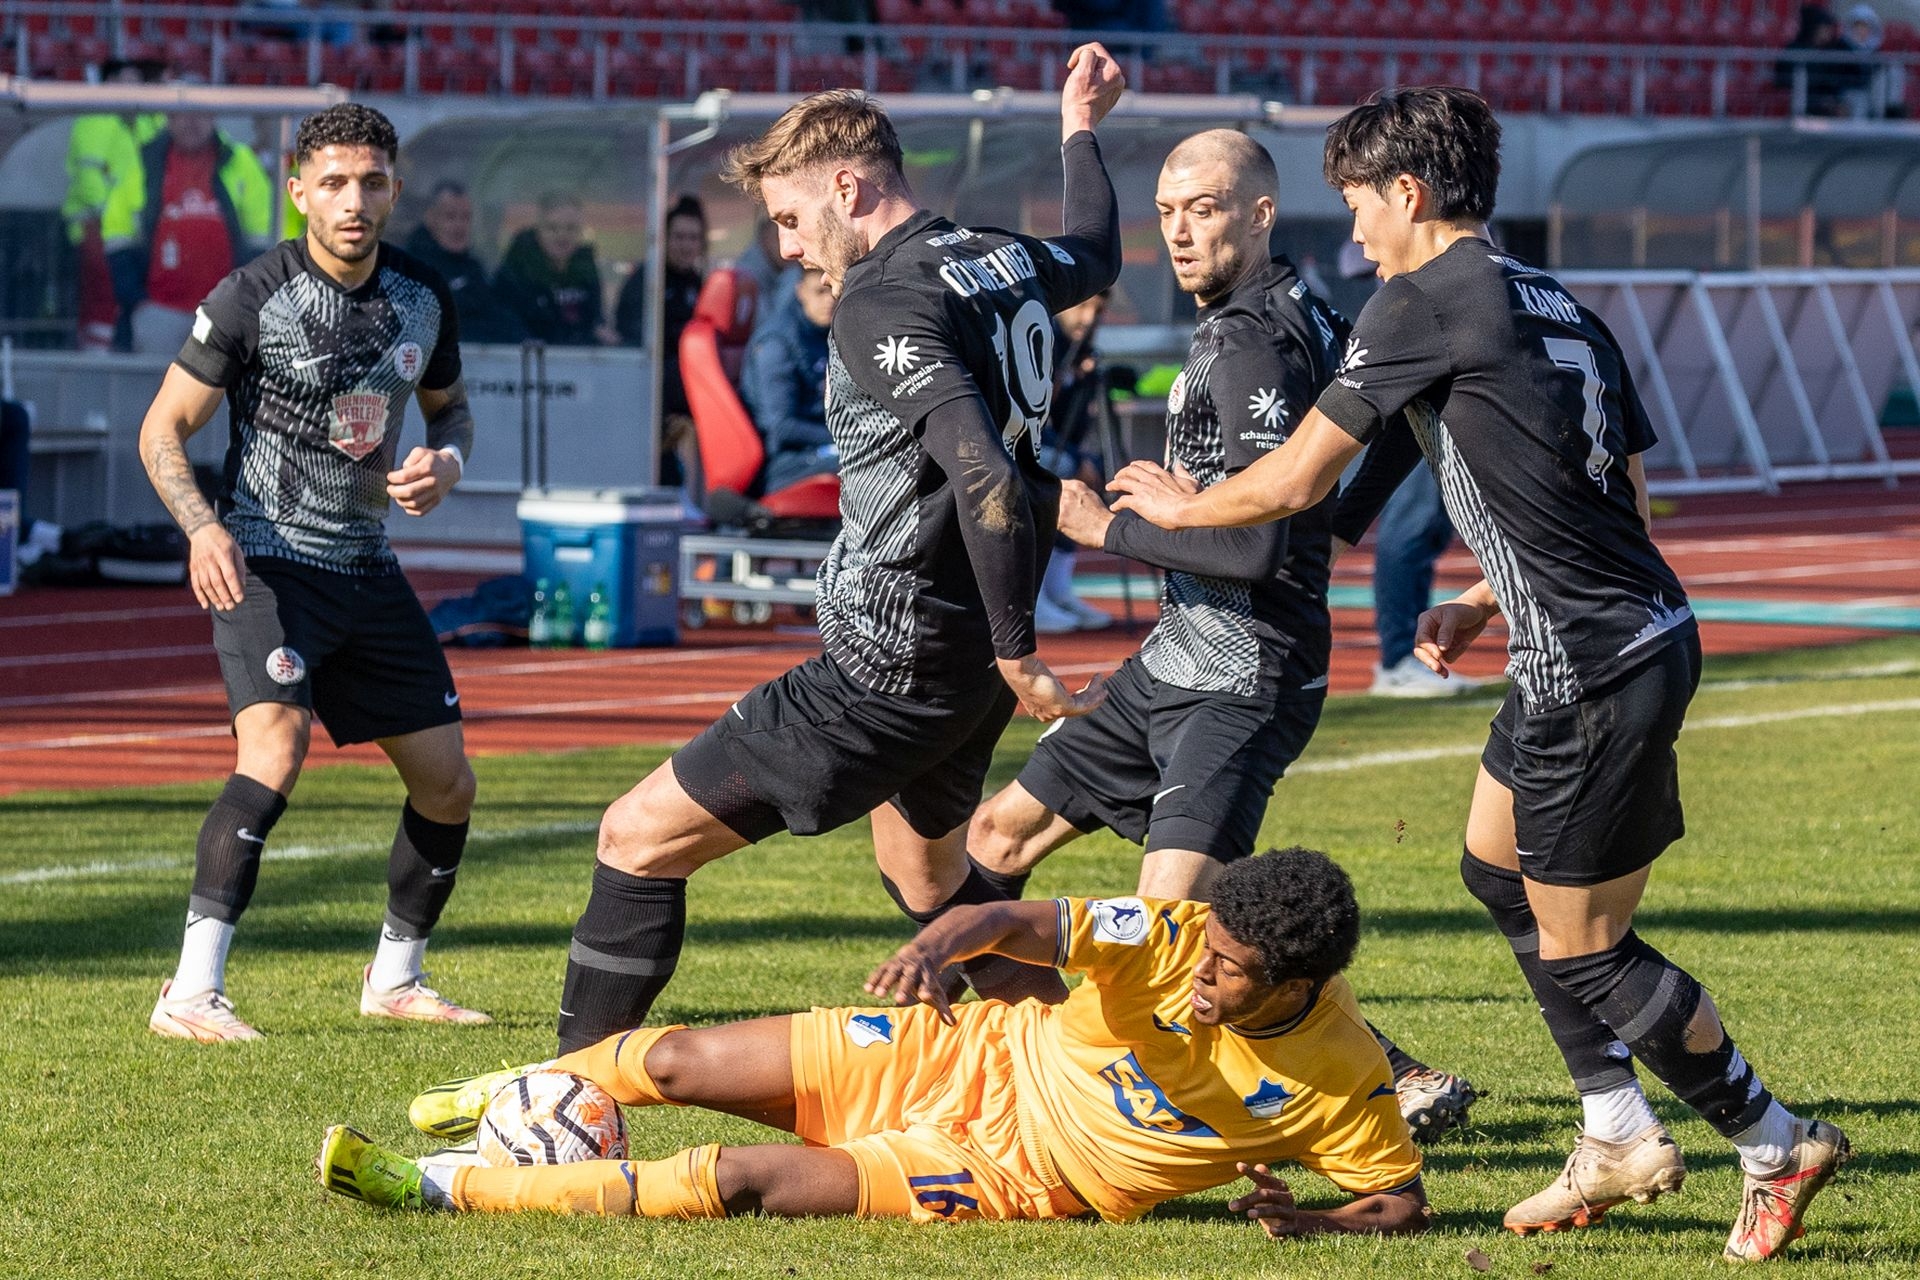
[967,130,1476,1143]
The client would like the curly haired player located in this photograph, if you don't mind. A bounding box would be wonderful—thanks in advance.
[321,847,1427,1240]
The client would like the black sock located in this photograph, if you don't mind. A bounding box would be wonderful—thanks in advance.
[879,866,1067,1005]
[384,801,469,938]
[1367,1023,1425,1081]
[188,773,287,923]
[968,859,1031,902]
[557,865,687,1053]
[1541,931,1773,1138]
[1461,851,1637,1095]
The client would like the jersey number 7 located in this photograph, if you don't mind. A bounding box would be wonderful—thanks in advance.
[1543,336,1616,493]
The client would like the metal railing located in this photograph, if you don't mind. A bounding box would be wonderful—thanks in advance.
[4,1,1916,117]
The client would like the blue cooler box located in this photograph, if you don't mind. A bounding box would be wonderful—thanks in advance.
[517,488,683,647]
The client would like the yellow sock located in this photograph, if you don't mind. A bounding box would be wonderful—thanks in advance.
[550,1025,687,1107]
[629,1144,727,1219]
[451,1161,638,1215]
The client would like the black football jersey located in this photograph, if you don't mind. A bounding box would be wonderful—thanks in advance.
[823,199,1115,695]
[1109,257,1345,699]
[176,239,461,575]
[1317,238,1693,710]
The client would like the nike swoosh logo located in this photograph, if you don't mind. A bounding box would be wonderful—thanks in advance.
[444,691,460,706]
[291,354,333,370]
[558,1008,574,1018]
[429,866,458,878]
[1152,784,1186,805]
[236,829,266,844]
[730,703,745,720]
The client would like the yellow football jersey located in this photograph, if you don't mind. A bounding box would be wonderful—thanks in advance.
[1000,896,1422,1224]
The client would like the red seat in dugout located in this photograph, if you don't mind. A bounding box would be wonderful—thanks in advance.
[681,267,842,521]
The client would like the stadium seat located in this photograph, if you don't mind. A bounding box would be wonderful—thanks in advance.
[682,269,841,522]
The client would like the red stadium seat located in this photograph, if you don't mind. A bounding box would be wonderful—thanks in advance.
[682,269,841,521]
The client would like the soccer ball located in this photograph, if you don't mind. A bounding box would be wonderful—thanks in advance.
[476,1070,628,1167]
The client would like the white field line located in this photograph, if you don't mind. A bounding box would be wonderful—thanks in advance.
[1679,557,1920,587]
[1654,501,1920,531]
[0,820,597,887]
[6,695,1917,888]
[1289,696,1920,776]
[0,644,211,670]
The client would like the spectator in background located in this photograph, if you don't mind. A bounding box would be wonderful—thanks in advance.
[103,104,273,355]
[616,194,707,487]
[495,192,618,347]
[404,181,526,344]
[742,267,837,494]
[1035,290,1113,633]
[1777,5,1855,116]
[62,58,165,351]
[1842,4,1901,117]
[733,215,794,324]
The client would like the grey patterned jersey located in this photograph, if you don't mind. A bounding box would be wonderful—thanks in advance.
[1109,258,1343,700]
[175,239,461,574]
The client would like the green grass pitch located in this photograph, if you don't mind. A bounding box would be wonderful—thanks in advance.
[3,637,1917,1278]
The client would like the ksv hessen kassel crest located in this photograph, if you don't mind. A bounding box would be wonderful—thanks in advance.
[329,392,389,460]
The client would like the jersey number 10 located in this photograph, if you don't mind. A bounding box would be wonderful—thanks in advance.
[991,297,1055,451]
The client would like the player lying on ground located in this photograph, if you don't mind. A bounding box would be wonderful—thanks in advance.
[321,847,1427,1237]
[138,103,488,1042]
[552,49,1125,1055]
[1105,86,1848,1262]
[967,128,1474,1144]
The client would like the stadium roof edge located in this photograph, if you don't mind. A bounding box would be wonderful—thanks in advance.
[0,75,347,114]
[662,89,1345,129]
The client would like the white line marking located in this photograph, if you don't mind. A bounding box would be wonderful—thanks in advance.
[1681,557,1920,587]
[7,696,1917,886]
[1655,501,1920,531]
[0,644,210,670]
[0,820,596,887]
[1289,696,1920,775]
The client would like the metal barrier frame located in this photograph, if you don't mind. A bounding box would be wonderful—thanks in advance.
[1561,268,1920,494]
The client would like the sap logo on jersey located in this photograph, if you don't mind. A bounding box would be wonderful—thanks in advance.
[1100,1051,1219,1136]
[845,1012,896,1047]
[1091,896,1150,946]
[330,393,388,460]
[265,646,307,686]
[394,341,425,381]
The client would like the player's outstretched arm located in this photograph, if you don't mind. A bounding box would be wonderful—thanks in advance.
[1061,42,1126,141]
[1042,45,1125,308]
[1228,1163,1429,1239]
[1110,408,1362,531]
[140,364,244,612]
[390,379,473,517]
[864,900,1063,1024]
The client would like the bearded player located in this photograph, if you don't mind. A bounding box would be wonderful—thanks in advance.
[139,103,487,1041]
[551,51,1123,1053]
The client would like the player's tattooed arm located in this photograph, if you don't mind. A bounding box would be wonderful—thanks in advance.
[139,364,245,610]
[419,378,475,464]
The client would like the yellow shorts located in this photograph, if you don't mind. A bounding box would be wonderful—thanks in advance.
[789,1001,1087,1223]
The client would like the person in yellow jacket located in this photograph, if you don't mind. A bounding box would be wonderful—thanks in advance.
[62,60,165,350]
[103,110,273,355]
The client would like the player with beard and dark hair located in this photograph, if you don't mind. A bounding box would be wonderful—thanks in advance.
[139,101,488,1041]
[1107,86,1848,1262]
[549,52,1124,1056]
[969,128,1476,1145]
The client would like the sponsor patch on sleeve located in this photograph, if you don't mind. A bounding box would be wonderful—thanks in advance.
[191,307,214,344]
[1089,896,1150,946]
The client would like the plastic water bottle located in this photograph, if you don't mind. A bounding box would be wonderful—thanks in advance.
[583,582,613,650]
[529,578,554,648]
[550,579,576,647]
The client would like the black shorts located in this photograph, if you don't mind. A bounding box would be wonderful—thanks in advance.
[212,556,461,748]
[673,653,1017,842]
[1015,655,1323,863]
[1482,632,1701,887]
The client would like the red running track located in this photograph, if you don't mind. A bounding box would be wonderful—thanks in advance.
[2,481,1916,796]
